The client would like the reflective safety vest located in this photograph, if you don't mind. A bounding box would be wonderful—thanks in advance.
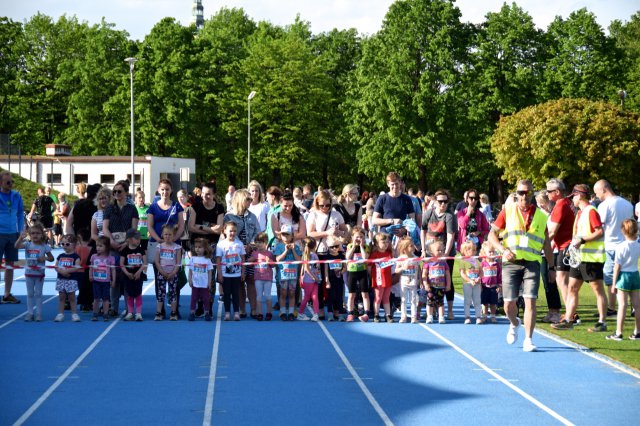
[574,205,605,263]
[502,204,547,262]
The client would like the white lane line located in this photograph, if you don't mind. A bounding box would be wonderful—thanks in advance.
[453,293,640,380]
[12,280,156,425]
[13,316,123,426]
[202,299,223,426]
[419,324,574,426]
[316,319,393,426]
[0,295,58,330]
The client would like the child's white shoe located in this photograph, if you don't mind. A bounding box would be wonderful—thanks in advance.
[311,313,319,322]
[297,313,310,321]
[426,315,434,324]
[54,313,64,322]
[464,318,471,324]
[72,313,81,322]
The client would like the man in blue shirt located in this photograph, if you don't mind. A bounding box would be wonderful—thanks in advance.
[372,172,415,230]
[0,171,25,303]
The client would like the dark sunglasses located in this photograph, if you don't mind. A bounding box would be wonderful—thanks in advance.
[112,189,124,194]
[467,196,478,200]
[329,245,341,249]
[516,190,530,196]
[61,242,73,246]
[436,199,448,204]
[319,203,331,208]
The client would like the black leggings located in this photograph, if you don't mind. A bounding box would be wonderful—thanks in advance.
[222,276,241,313]
[445,258,456,302]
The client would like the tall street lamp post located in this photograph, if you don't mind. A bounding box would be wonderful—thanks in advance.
[247,90,257,187]
[125,57,138,191]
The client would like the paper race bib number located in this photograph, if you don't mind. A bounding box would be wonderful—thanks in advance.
[127,254,143,265]
[483,266,498,277]
[93,268,108,281]
[281,266,297,280]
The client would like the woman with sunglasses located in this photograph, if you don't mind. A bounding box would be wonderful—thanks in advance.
[334,184,362,231]
[456,189,490,252]
[421,189,457,320]
[103,180,139,317]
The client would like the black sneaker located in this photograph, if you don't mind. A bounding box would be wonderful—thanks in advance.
[374,315,381,323]
[279,313,287,321]
[606,333,623,341]
[2,294,20,304]
[606,309,617,317]
[629,332,640,340]
[204,313,212,321]
[287,313,295,321]
[588,322,607,332]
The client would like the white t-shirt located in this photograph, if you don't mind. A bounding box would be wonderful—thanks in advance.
[216,238,245,277]
[306,209,345,253]
[614,240,640,272]
[597,196,634,250]
[189,256,214,288]
[248,201,270,232]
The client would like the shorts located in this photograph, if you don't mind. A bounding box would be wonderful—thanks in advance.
[93,281,110,301]
[40,215,53,229]
[123,275,143,298]
[481,286,499,305]
[615,271,640,291]
[501,260,540,301]
[279,279,297,292]
[554,248,571,272]
[56,279,79,293]
[603,250,615,285]
[427,288,445,308]
[347,270,370,293]
[0,233,19,262]
[569,261,604,282]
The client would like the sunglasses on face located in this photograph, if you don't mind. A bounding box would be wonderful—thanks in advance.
[516,190,529,196]
[61,242,73,247]
[329,245,340,249]
[319,204,331,208]
[436,199,448,204]
[113,189,124,194]
[467,196,478,200]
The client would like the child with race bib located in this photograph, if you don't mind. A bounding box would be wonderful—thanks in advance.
[480,241,502,324]
[120,229,147,321]
[54,234,83,322]
[188,237,214,322]
[216,221,246,321]
[459,240,484,324]
[272,224,302,321]
[369,232,394,323]
[324,236,346,321]
[345,227,371,322]
[247,232,275,321]
[394,237,421,323]
[90,236,116,321]
[154,224,182,321]
[15,223,53,321]
[297,237,322,321]
[422,241,451,324]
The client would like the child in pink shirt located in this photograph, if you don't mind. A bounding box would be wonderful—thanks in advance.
[248,232,275,321]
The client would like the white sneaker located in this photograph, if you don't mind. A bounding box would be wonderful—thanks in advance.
[464,318,472,324]
[506,318,521,345]
[426,315,434,324]
[523,338,537,352]
[297,313,310,321]
[124,313,134,321]
[439,317,446,324]
[24,313,34,322]
[135,313,143,321]
[35,315,42,322]
[72,313,81,322]
[311,313,319,322]
[54,313,64,322]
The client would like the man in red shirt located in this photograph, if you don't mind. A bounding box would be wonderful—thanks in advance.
[545,178,575,323]
[551,184,608,332]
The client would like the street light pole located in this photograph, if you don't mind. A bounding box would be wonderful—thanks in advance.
[618,89,627,110]
[247,91,257,187]
[125,57,138,191]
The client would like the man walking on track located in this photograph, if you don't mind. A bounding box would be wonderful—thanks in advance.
[0,171,25,304]
[488,179,555,352]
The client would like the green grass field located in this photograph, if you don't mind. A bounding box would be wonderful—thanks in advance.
[452,260,640,371]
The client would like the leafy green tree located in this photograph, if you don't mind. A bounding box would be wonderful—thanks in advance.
[344,0,471,190]
[490,98,640,193]
[610,12,640,113]
[0,18,23,136]
[220,19,334,188]
[541,8,624,102]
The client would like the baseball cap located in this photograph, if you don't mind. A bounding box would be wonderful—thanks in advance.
[568,184,590,198]
[280,224,293,234]
[126,228,141,239]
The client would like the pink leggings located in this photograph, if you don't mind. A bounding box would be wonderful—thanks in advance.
[374,286,392,305]
[127,295,142,314]
[299,282,319,314]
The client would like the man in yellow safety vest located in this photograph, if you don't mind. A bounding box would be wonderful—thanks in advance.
[488,179,554,352]
[551,184,608,332]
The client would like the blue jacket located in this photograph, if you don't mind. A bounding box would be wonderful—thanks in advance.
[0,190,25,234]
[223,211,260,244]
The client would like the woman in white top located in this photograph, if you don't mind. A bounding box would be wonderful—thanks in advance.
[271,191,307,244]
[248,180,270,232]
[306,190,347,255]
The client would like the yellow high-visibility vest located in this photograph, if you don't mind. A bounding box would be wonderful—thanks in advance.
[574,205,605,263]
[502,204,547,263]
